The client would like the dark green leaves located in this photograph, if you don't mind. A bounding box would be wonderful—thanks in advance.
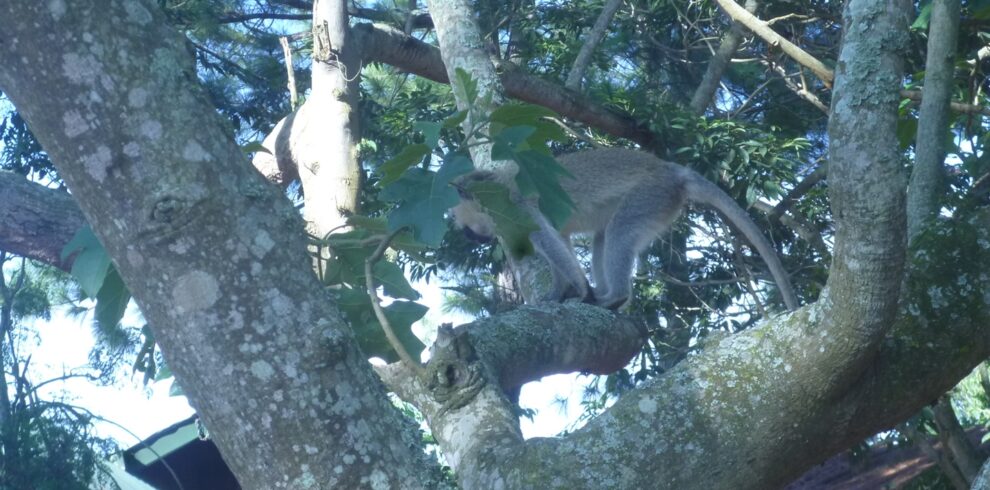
[464,180,538,258]
[321,224,427,362]
[380,143,431,186]
[380,152,473,247]
[332,288,427,363]
[61,226,111,298]
[61,226,131,332]
[512,150,574,229]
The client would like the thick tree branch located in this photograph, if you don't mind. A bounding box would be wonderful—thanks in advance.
[352,23,655,147]
[0,3,433,487]
[908,0,960,241]
[900,89,990,116]
[821,0,910,392]
[380,211,990,489]
[0,173,84,271]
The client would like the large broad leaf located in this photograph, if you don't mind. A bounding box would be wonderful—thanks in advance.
[381,153,473,247]
[413,121,442,148]
[323,228,420,300]
[61,226,112,298]
[512,150,575,229]
[379,143,431,186]
[345,216,429,257]
[466,180,539,259]
[373,260,420,301]
[94,266,131,335]
[454,67,479,105]
[323,229,376,287]
[489,103,567,147]
[334,288,427,363]
[491,125,537,160]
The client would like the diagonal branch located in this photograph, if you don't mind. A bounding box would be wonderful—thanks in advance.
[353,23,656,147]
[713,0,834,86]
[690,0,761,114]
[565,0,624,91]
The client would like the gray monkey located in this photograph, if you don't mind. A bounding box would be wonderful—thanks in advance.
[451,148,799,311]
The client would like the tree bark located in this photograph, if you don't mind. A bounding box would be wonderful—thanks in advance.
[3,0,990,488]
[0,3,434,488]
[933,396,985,483]
[907,0,960,240]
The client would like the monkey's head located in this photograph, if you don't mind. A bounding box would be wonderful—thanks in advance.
[450,172,498,243]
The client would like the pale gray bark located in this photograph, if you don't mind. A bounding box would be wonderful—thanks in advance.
[822,0,910,387]
[423,0,505,173]
[974,459,990,490]
[907,0,960,240]
[297,0,361,237]
[565,0,623,91]
[252,0,364,237]
[0,2,433,488]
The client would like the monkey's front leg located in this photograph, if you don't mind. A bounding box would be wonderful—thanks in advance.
[526,208,591,302]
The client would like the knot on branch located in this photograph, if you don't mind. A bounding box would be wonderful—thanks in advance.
[312,21,338,63]
[425,324,487,416]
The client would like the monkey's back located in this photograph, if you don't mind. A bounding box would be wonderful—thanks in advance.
[556,148,686,234]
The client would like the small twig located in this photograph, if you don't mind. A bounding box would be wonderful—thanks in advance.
[657,272,744,287]
[365,228,422,372]
[546,117,604,148]
[731,234,768,317]
[901,89,990,117]
[279,37,298,110]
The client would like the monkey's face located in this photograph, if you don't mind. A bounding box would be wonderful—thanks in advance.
[450,197,496,243]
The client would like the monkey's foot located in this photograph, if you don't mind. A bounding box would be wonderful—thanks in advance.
[595,295,629,310]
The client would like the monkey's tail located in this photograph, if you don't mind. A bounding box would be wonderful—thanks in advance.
[685,174,800,311]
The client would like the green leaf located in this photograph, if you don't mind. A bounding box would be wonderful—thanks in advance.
[454,68,479,104]
[491,125,537,160]
[911,2,932,30]
[443,110,468,129]
[896,116,918,150]
[324,229,376,286]
[745,185,758,205]
[379,143,431,186]
[240,141,271,155]
[373,260,421,300]
[490,103,567,144]
[414,121,442,148]
[334,288,427,363]
[467,180,538,259]
[95,267,131,333]
[512,150,575,229]
[62,226,112,298]
[381,153,473,246]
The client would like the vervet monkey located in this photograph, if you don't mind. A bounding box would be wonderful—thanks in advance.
[451,148,799,311]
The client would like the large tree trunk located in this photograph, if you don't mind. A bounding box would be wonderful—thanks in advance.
[0,3,433,488]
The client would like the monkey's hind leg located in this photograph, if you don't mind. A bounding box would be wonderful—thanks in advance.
[596,191,684,309]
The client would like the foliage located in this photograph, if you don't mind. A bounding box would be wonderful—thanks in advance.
[328,73,577,360]
[0,255,116,489]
